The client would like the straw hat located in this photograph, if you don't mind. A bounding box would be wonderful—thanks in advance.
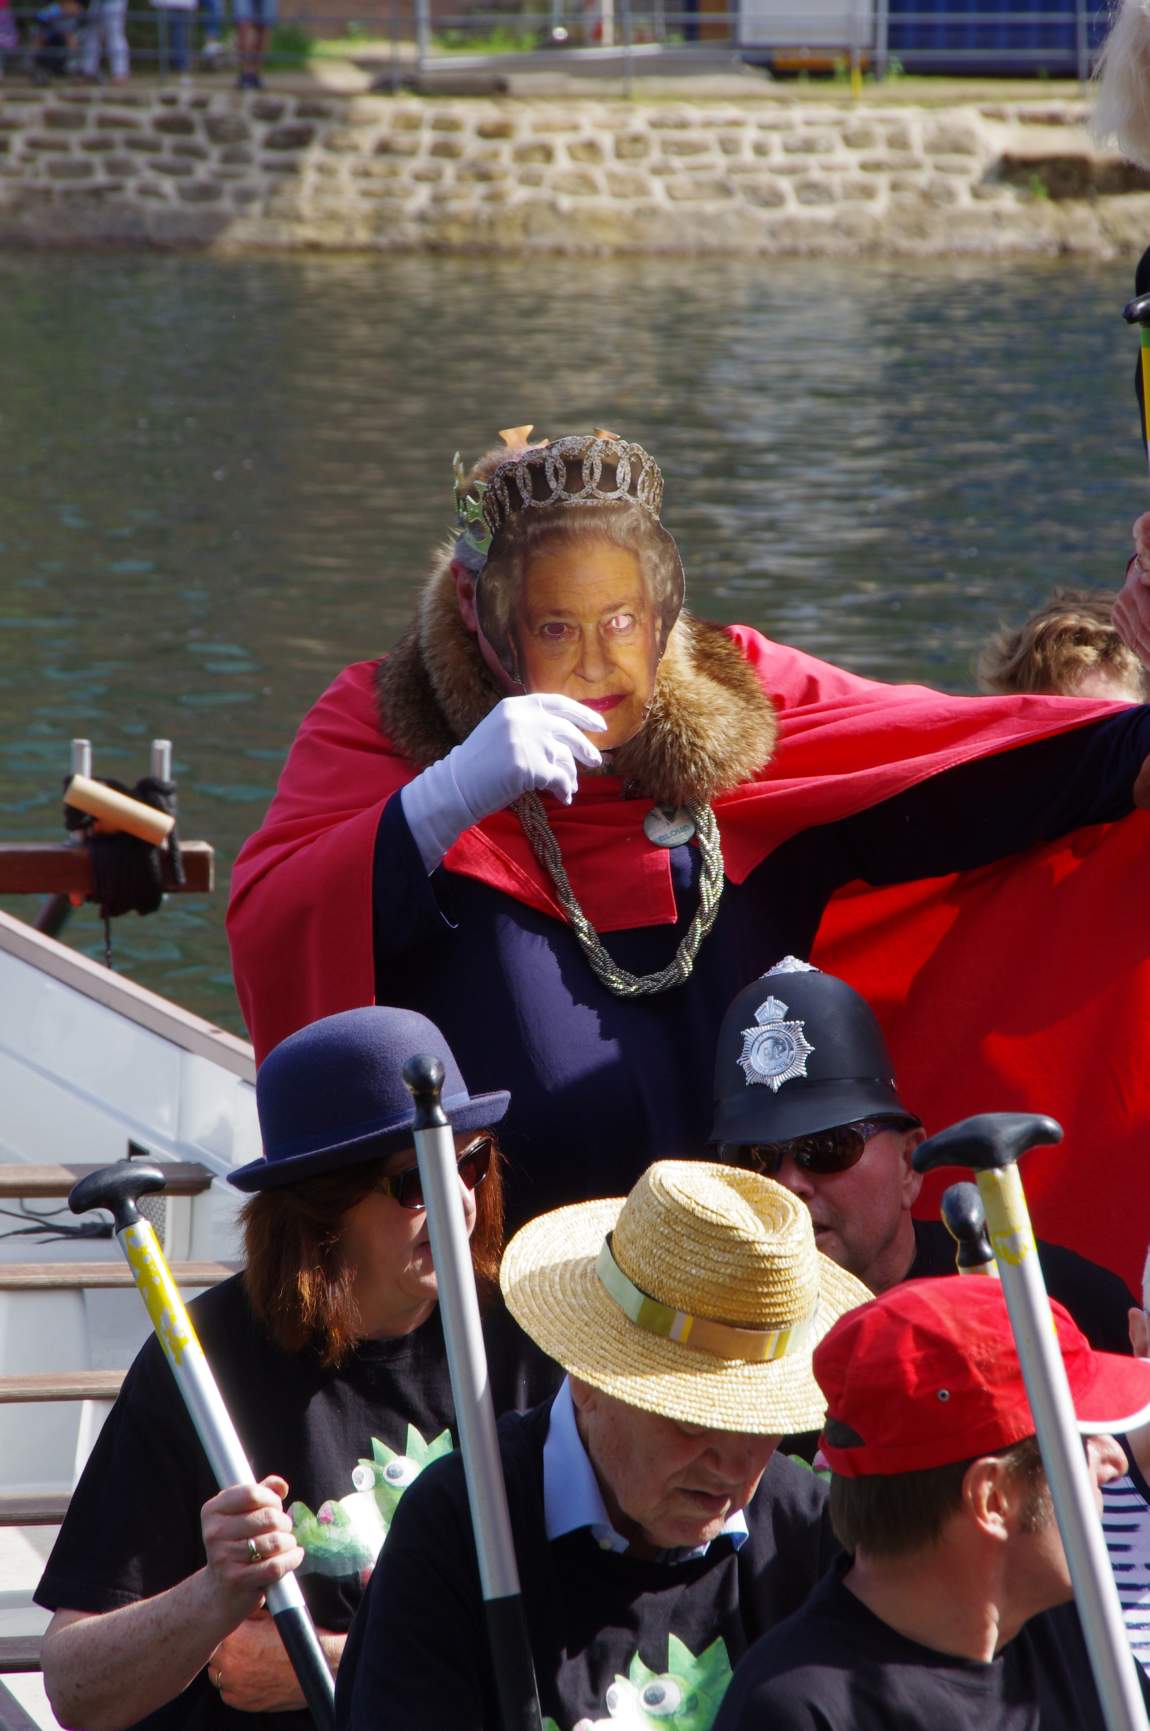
[501,1161,870,1434]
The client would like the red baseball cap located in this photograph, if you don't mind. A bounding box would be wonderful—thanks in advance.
[816,1278,1150,1478]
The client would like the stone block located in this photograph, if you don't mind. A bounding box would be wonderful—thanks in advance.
[614,133,650,161]
[933,156,978,176]
[411,162,446,182]
[173,142,210,160]
[552,169,599,196]
[230,184,262,205]
[262,160,297,174]
[477,116,515,139]
[751,139,776,158]
[389,109,423,132]
[925,120,981,155]
[430,113,464,132]
[297,100,335,119]
[137,182,169,199]
[754,114,795,131]
[324,129,363,154]
[518,166,544,187]
[718,133,747,157]
[251,99,286,121]
[25,136,72,153]
[123,135,164,154]
[741,179,787,207]
[884,124,913,151]
[266,124,315,150]
[47,158,94,179]
[429,138,464,160]
[568,138,605,163]
[376,133,421,156]
[457,161,507,182]
[660,136,710,157]
[648,109,693,129]
[840,178,879,202]
[859,154,918,173]
[206,116,250,144]
[841,124,877,150]
[924,177,961,205]
[665,177,733,201]
[605,169,648,197]
[221,145,254,165]
[153,158,195,177]
[782,131,836,155]
[177,180,224,202]
[794,178,836,205]
[154,113,196,136]
[530,113,579,133]
[513,140,553,164]
[96,113,141,131]
[889,173,929,192]
[44,107,87,131]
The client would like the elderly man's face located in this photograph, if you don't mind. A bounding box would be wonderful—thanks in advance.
[512,542,659,750]
[569,1378,779,1556]
[758,1123,925,1296]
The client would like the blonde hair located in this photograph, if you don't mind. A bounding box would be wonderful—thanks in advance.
[977,589,1148,701]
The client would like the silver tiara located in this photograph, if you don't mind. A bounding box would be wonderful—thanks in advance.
[482,432,664,541]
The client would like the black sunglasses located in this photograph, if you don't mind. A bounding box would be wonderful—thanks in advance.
[373,1135,494,1211]
[726,1117,916,1180]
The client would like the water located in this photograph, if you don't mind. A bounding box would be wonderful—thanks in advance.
[0,251,1144,1035]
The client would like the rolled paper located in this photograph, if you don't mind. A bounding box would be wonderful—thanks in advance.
[64,774,174,846]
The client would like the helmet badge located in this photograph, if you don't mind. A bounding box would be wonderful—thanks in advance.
[737,995,815,1093]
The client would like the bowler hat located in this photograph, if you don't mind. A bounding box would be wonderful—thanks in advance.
[228,1006,509,1193]
[710,958,915,1148]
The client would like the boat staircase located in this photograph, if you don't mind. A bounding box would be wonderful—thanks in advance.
[0,890,259,1731]
[0,1160,241,1731]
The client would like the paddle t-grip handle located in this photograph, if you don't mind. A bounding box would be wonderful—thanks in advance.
[402,1053,449,1131]
[941,1181,997,1274]
[912,1111,1063,1177]
[1125,293,1150,326]
[69,1159,167,1229]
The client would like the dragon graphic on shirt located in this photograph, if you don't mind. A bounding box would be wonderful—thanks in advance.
[288,1424,453,1578]
[543,1636,733,1731]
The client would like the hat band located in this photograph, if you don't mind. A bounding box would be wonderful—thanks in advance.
[595,1237,814,1365]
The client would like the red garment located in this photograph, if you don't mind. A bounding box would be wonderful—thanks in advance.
[228,627,1141,1281]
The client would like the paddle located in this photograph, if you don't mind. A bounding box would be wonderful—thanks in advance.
[940,1181,997,1276]
[68,1161,336,1731]
[402,1054,543,1731]
[915,1114,1148,1731]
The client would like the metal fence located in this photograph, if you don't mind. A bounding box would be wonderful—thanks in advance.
[2,0,1111,82]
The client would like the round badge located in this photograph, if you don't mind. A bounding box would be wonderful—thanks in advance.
[643,805,696,848]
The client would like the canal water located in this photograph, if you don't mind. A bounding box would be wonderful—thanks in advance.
[0,250,1144,1035]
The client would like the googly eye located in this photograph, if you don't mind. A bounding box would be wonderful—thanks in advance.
[383,1457,419,1489]
[351,1464,376,1493]
[640,1678,684,1716]
[937,1389,950,1403]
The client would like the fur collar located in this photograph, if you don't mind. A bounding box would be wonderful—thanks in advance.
[374,545,778,806]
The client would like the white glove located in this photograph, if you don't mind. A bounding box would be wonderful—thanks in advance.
[400,693,607,873]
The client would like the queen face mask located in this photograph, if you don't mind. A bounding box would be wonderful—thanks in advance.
[472,436,685,752]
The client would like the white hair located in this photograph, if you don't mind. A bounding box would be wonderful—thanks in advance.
[1091,0,1150,168]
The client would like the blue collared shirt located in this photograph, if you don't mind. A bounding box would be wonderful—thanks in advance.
[541,1379,749,1563]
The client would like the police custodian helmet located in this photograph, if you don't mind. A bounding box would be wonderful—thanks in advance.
[709,957,917,1148]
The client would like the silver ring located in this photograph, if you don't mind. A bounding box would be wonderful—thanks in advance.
[246,1538,260,1564]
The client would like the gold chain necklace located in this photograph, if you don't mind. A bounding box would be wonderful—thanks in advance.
[514,793,726,997]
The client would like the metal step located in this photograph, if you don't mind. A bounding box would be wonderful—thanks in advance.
[0,1496,68,1528]
[0,1638,41,1676]
[0,1373,124,1405]
[0,1163,214,1200]
[0,1263,236,1292]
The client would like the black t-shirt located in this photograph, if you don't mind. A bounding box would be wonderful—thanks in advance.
[909,1219,1136,1355]
[35,1274,559,1731]
[713,1556,1150,1731]
[337,1401,836,1731]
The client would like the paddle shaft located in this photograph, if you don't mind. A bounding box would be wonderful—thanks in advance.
[976,1164,1146,1731]
[405,1058,542,1731]
[113,1215,336,1730]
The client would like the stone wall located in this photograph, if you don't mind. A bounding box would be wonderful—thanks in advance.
[3,84,1150,253]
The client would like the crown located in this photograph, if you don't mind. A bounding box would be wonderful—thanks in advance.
[482,432,665,543]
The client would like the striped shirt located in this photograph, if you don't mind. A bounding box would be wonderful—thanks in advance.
[1103,1456,1150,1671]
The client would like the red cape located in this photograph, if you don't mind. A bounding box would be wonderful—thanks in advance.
[229,628,1145,1285]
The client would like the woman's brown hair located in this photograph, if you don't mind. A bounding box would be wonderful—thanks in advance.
[241,1137,505,1368]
